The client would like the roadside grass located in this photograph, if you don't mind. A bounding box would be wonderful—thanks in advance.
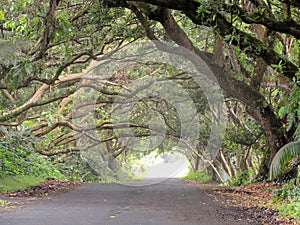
[0,176,47,192]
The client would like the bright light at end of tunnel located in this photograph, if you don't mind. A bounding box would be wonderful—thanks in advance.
[134,152,189,179]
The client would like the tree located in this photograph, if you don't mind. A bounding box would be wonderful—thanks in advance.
[102,0,300,180]
[0,0,299,181]
[0,0,148,178]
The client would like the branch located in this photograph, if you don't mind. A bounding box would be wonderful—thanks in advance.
[128,3,159,41]
[279,0,300,8]
[228,4,300,39]
[30,0,61,56]
[107,0,299,82]
[36,147,80,156]
[0,84,49,122]
[1,89,15,103]
[0,87,75,122]
[0,116,40,127]
[137,7,286,150]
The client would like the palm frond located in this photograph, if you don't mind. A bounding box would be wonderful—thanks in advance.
[270,140,300,179]
[294,123,300,140]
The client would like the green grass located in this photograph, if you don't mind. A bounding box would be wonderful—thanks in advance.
[0,175,47,192]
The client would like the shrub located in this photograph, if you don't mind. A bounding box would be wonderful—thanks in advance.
[231,169,255,186]
[272,180,300,220]
[272,180,300,202]
[0,130,62,178]
[277,201,300,220]
[183,170,213,183]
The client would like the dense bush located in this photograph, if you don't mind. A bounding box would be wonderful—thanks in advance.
[183,170,213,183]
[231,169,255,186]
[0,130,61,178]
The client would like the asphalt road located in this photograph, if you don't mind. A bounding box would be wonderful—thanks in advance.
[0,179,255,225]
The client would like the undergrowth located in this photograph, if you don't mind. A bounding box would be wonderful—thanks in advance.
[231,169,255,186]
[272,179,300,220]
[183,170,213,183]
[0,130,63,192]
[0,130,62,178]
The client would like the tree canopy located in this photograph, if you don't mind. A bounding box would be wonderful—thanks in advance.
[0,0,299,181]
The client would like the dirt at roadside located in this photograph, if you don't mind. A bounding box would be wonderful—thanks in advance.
[186,180,299,225]
[0,178,82,212]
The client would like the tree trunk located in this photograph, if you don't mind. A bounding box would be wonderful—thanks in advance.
[149,8,288,180]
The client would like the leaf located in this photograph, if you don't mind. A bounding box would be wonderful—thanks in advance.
[270,140,300,179]
[294,124,300,140]
[0,10,4,20]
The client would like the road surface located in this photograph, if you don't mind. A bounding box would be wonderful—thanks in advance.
[0,179,257,225]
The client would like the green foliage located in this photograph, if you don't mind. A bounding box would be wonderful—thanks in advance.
[0,130,62,178]
[271,85,300,179]
[226,122,262,146]
[0,175,46,192]
[272,181,300,220]
[51,153,82,181]
[183,170,213,183]
[231,169,255,186]
[277,202,300,220]
[294,124,300,140]
[278,86,300,131]
[269,140,300,179]
[52,152,106,182]
[0,0,299,185]
[52,152,134,182]
[272,180,300,202]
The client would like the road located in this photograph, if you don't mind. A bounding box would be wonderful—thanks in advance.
[0,179,256,225]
